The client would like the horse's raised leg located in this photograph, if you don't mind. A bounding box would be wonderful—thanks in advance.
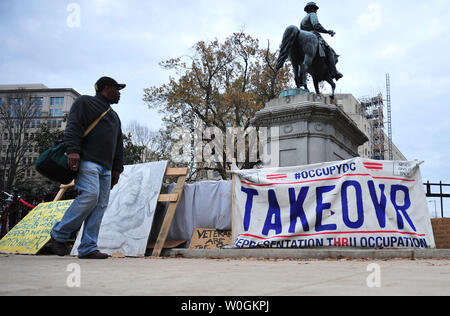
[301,54,314,90]
[292,62,302,89]
[326,78,336,99]
[313,79,320,95]
[298,66,310,91]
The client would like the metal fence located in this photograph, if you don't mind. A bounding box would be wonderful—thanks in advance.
[424,181,450,218]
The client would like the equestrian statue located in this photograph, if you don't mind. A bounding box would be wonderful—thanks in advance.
[276,2,343,98]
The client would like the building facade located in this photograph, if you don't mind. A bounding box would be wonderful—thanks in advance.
[334,93,406,161]
[0,84,80,188]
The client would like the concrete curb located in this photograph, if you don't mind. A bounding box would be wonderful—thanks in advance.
[163,248,450,260]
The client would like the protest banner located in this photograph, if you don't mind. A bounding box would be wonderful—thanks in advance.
[0,200,73,254]
[232,158,435,249]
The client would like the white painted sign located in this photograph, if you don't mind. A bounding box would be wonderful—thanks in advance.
[71,161,168,257]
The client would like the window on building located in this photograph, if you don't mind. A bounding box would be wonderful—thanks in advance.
[29,98,43,117]
[7,98,24,118]
[49,108,63,117]
[9,98,23,106]
[50,97,64,106]
[30,97,43,106]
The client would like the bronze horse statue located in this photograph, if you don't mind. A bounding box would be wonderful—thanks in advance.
[276,25,340,98]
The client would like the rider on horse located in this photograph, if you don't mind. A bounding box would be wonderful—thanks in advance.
[301,2,343,81]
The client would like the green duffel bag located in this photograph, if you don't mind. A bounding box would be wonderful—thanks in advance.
[34,142,76,185]
[34,107,111,185]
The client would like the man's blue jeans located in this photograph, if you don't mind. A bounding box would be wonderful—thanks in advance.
[51,160,111,257]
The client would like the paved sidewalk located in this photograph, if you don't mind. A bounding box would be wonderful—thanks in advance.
[0,253,449,296]
[165,248,450,260]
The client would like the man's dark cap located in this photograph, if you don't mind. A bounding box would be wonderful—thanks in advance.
[304,2,319,12]
[95,76,126,92]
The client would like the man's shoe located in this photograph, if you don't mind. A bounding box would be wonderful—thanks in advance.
[78,250,109,260]
[49,236,69,257]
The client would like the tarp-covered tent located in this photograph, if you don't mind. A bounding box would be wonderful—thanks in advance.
[153,180,232,248]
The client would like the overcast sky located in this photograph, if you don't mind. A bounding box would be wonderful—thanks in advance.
[1,0,449,215]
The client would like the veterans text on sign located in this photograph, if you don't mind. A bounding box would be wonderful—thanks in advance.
[232,158,435,249]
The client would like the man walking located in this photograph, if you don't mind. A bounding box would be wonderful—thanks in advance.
[50,76,125,259]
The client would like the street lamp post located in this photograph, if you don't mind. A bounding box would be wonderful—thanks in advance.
[429,200,437,218]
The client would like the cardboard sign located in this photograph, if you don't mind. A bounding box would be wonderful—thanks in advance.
[431,218,450,249]
[0,200,73,255]
[232,158,436,249]
[189,228,232,249]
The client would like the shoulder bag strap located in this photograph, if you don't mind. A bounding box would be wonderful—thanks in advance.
[83,108,111,137]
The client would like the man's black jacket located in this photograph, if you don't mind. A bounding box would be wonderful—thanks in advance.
[64,93,124,173]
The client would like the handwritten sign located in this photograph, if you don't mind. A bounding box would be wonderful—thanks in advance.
[189,228,232,249]
[0,200,73,255]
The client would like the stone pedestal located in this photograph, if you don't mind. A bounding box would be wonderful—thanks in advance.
[253,92,368,168]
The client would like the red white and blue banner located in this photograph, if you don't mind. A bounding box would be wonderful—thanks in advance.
[231,158,436,249]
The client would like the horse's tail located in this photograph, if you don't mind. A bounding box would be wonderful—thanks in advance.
[276,25,300,72]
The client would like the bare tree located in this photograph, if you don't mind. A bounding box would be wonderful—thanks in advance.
[0,89,42,191]
[125,120,156,147]
[124,120,159,162]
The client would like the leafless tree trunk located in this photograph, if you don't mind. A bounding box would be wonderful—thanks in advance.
[124,120,160,162]
[0,89,42,191]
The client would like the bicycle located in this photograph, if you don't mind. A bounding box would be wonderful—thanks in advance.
[0,191,35,238]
